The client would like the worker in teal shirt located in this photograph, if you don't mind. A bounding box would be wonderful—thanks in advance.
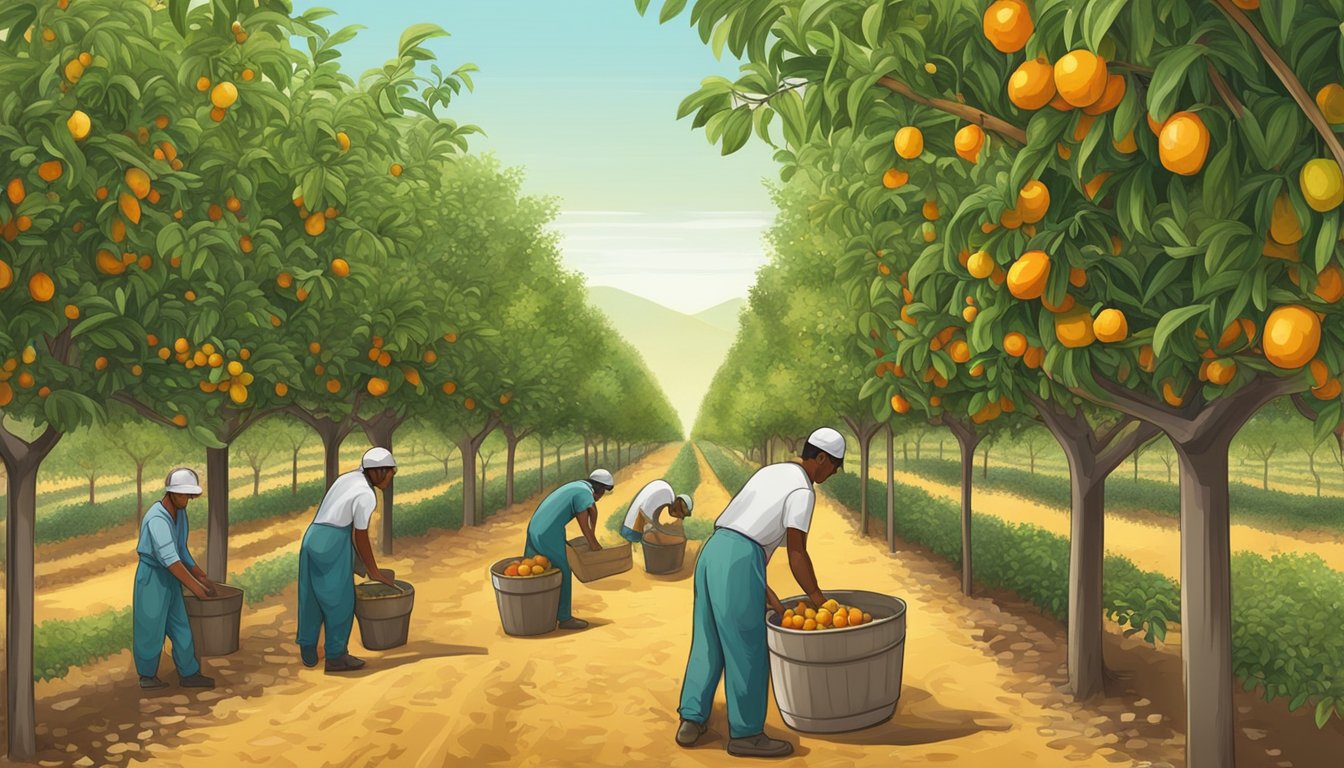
[523,469,612,630]
[133,468,217,690]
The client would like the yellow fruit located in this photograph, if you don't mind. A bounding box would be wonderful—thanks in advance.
[28,272,54,302]
[924,62,937,75]
[336,131,351,151]
[955,124,984,163]
[367,377,389,396]
[815,609,832,626]
[922,224,937,242]
[1008,57,1056,111]
[1007,250,1050,300]
[890,394,911,414]
[803,619,817,632]
[1158,112,1210,176]
[1300,159,1344,212]
[228,383,247,405]
[963,306,979,323]
[390,163,404,176]
[1004,331,1028,357]
[1054,50,1108,108]
[1055,308,1096,348]
[983,0,1033,54]
[1317,83,1344,124]
[1093,309,1128,343]
[211,82,238,109]
[881,169,908,189]
[1270,193,1304,245]
[1263,305,1321,370]
[1017,180,1050,224]
[227,360,244,376]
[305,212,326,237]
[894,127,924,159]
[67,110,91,141]
[833,612,848,628]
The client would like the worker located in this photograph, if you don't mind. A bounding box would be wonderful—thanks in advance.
[134,467,216,690]
[523,468,612,630]
[297,447,397,673]
[675,427,844,758]
[618,479,693,543]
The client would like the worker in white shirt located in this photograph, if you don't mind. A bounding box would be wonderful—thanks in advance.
[296,447,397,673]
[675,427,844,759]
[618,478,694,543]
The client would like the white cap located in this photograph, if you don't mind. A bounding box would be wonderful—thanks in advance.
[676,493,694,515]
[361,447,397,469]
[588,469,614,490]
[806,427,846,467]
[165,468,202,495]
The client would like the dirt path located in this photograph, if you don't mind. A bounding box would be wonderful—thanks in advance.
[872,465,1344,580]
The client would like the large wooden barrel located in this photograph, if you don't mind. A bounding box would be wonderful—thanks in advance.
[766,590,907,733]
[181,584,245,657]
[641,530,686,574]
[565,538,632,583]
[354,580,415,650]
[490,558,563,636]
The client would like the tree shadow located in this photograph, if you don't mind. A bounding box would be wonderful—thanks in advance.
[330,641,489,675]
[803,686,1011,747]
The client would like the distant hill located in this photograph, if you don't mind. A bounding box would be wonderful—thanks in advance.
[693,299,746,333]
[587,287,739,435]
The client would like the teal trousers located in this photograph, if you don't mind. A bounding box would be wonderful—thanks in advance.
[677,528,769,739]
[524,527,572,622]
[297,523,355,658]
[132,558,201,678]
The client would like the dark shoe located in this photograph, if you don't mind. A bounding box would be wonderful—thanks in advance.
[178,673,215,689]
[324,654,366,673]
[675,719,707,747]
[299,645,319,668]
[558,618,589,630]
[726,733,793,758]
[139,676,168,690]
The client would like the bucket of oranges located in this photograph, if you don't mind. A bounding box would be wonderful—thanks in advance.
[765,591,908,733]
[490,556,563,636]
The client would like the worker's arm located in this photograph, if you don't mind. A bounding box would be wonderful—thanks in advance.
[168,561,209,599]
[785,528,825,608]
[352,528,394,585]
[187,563,217,597]
[765,585,787,618]
[576,506,602,550]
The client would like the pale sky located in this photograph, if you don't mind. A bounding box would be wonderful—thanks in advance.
[291,0,779,313]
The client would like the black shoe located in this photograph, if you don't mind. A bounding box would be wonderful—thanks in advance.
[300,645,318,668]
[139,676,168,690]
[324,654,366,673]
[558,618,589,630]
[675,719,707,747]
[726,733,793,758]
[179,673,215,689]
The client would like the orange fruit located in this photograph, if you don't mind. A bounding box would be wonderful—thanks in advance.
[1072,113,1096,142]
[947,339,971,363]
[517,564,532,577]
[305,212,326,236]
[922,199,939,221]
[464,398,476,410]
[1004,331,1028,357]
[1314,265,1344,302]
[325,378,341,394]
[172,413,188,427]
[955,124,984,163]
[1270,193,1303,245]
[67,110,91,141]
[803,619,817,632]
[95,249,125,275]
[1093,309,1128,342]
[28,272,54,302]
[983,0,1033,54]
[390,163,403,176]
[274,382,289,397]
[1069,267,1087,288]
[336,131,351,152]
[1017,180,1049,223]
[535,556,550,569]
[1041,291,1075,314]
[1113,130,1138,154]
[881,168,909,189]
[1008,57,1056,111]
[1083,74,1126,115]
[1007,250,1050,300]
[1055,308,1096,348]
[504,563,520,577]
[125,168,151,200]
[210,107,227,123]
[225,196,241,213]
[833,612,848,628]
[1263,305,1321,369]
[6,178,25,205]
[791,615,806,629]
[1055,50,1108,108]
[894,127,924,159]
[241,68,255,81]
[1313,378,1342,400]
[211,82,238,109]
[37,161,63,182]
[1203,359,1235,386]
[1158,112,1210,176]
[1083,172,1111,201]
[1161,380,1184,407]
[377,351,392,367]
[367,377,389,396]
[331,258,350,277]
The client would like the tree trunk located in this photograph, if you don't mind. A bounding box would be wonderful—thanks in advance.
[1309,450,1321,497]
[538,436,545,492]
[205,446,230,583]
[886,424,896,554]
[902,440,909,464]
[252,464,261,496]
[291,447,299,495]
[583,438,590,474]
[361,413,402,556]
[321,428,343,489]
[504,432,519,509]
[1261,457,1269,491]
[459,437,478,527]
[603,438,609,466]
[1175,443,1236,768]
[556,444,562,482]
[948,425,981,597]
[858,432,872,537]
[981,443,990,479]
[1030,451,1037,475]
[88,474,95,505]
[914,435,921,461]
[480,455,488,516]
[1065,455,1107,700]
[1133,452,1139,481]
[938,440,943,461]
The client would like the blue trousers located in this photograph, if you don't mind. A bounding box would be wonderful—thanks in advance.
[524,528,573,622]
[297,523,355,658]
[677,528,769,738]
[618,525,643,543]
[132,559,201,678]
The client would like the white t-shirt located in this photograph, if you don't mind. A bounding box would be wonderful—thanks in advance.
[621,480,676,532]
[311,470,378,530]
[715,462,815,561]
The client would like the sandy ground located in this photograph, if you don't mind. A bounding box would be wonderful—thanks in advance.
[3,444,1339,767]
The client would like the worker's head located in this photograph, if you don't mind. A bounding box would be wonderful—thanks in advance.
[361,447,398,490]
[800,427,845,485]
[670,493,694,519]
[164,467,203,509]
[587,469,614,501]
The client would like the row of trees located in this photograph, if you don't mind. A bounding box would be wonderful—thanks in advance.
[0,0,679,758]
[650,1,1344,766]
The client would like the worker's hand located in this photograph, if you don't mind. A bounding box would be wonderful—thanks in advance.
[767,597,787,618]
[189,582,209,600]
[808,591,827,609]
[200,578,218,598]
[588,539,603,552]
[370,568,395,587]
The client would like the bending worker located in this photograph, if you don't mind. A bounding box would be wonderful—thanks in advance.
[524,468,613,630]
[297,447,397,673]
[618,478,693,543]
[676,428,844,759]
[134,467,217,690]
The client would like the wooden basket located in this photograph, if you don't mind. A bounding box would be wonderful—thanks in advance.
[565,537,632,583]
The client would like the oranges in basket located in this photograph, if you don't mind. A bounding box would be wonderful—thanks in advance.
[779,598,875,631]
[502,555,555,578]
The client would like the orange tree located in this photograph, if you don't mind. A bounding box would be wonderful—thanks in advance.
[649,0,1344,762]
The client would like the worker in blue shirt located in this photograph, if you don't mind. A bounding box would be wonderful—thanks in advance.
[523,469,612,630]
[133,467,216,690]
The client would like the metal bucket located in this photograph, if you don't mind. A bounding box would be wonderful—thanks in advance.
[490,558,563,636]
[354,579,415,651]
[181,583,245,657]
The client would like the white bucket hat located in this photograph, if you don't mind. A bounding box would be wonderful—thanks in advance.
[165,467,202,495]
[676,493,694,515]
[361,447,397,469]
[588,469,614,490]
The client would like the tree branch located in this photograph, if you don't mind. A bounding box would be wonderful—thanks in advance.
[877,75,1028,145]
[1206,62,1245,119]
[1290,393,1320,422]
[1097,420,1162,477]
[1212,0,1344,171]
[112,394,178,429]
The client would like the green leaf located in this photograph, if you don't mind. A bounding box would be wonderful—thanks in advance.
[659,0,688,24]
[861,3,884,48]
[634,0,652,15]
[1147,45,1207,121]
[1316,698,1335,729]
[398,23,448,59]
[1083,0,1130,51]
[1152,304,1208,358]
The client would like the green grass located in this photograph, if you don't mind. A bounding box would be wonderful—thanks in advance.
[33,608,133,683]
[231,552,301,605]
